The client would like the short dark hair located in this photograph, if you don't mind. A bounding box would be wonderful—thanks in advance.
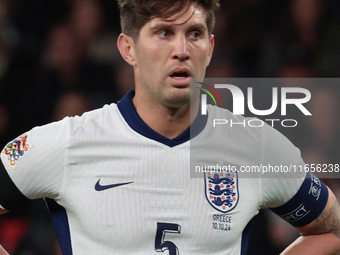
[117,0,220,40]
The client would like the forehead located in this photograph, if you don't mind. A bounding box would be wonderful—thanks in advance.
[144,4,207,30]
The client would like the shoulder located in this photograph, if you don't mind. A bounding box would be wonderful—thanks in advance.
[205,104,301,171]
[69,103,119,125]
[206,104,297,145]
[205,104,268,144]
[17,103,121,151]
[57,103,121,134]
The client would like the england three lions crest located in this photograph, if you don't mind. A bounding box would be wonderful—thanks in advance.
[204,171,239,213]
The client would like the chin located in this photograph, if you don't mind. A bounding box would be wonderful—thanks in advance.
[164,92,191,108]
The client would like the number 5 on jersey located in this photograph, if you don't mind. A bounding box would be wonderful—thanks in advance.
[155,222,181,255]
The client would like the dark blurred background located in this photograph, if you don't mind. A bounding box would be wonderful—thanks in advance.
[0,0,339,254]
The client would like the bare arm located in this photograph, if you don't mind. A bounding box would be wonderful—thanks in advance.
[0,245,8,255]
[0,209,8,215]
[281,187,340,255]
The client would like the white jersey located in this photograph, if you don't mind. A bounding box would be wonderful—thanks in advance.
[0,91,318,255]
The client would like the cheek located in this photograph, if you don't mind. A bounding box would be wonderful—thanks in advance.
[193,42,211,64]
[135,48,163,85]
[194,49,211,71]
[137,46,168,75]
[135,47,155,72]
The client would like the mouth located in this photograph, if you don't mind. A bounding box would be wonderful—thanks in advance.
[168,68,192,87]
[170,71,190,80]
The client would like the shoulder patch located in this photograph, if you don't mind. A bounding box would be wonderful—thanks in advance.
[2,134,30,168]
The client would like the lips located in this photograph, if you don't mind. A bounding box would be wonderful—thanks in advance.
[168,67,192,87]
[169,67,192,79]
[171,73,189,79]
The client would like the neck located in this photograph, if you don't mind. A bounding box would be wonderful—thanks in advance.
[132,90,199,139]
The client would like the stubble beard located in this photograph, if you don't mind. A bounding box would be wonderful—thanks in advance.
[159,80,201,110]
[138,69,200,110]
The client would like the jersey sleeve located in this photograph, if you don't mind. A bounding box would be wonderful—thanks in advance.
[0,118,70,210]
[259,124,328,227]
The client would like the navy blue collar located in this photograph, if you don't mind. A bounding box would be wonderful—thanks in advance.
[117,90,207,147]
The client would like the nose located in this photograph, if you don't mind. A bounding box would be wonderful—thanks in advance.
[171,35,190,62]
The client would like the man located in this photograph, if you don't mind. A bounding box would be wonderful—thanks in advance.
[0,0,340,254]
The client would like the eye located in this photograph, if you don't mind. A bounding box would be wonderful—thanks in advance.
[189,31,201,39]
[158,30,171,38]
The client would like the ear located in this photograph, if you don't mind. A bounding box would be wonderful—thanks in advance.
[206,34,215,67]
[117,33,137,66]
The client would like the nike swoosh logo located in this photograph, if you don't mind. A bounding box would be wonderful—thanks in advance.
[95,179,134,191]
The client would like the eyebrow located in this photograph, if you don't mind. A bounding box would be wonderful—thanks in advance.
[149,23,207,34]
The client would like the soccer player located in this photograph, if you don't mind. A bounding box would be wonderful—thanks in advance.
[0,0,340,254]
